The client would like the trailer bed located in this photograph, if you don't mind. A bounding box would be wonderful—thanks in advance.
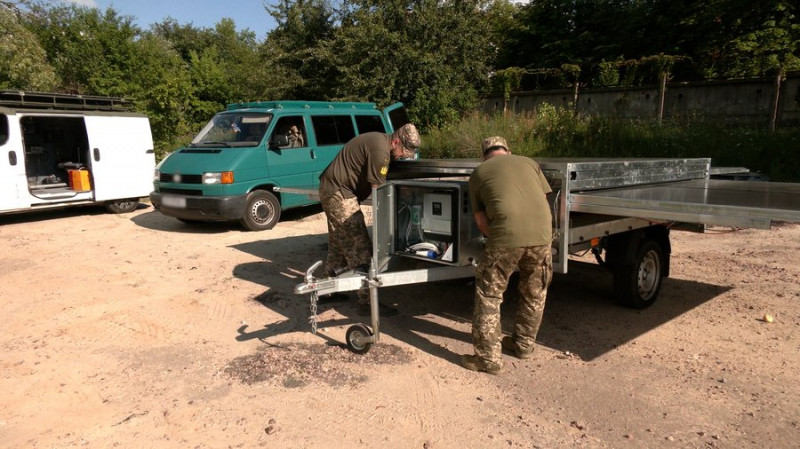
[571,179,800,229]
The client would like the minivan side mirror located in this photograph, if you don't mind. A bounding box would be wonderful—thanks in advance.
[269,134,290,149]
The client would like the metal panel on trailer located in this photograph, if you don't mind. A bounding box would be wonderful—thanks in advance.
[390,158,711,189]
[389,158,479,180]
[571,179,800,229]
[536,158,710,191]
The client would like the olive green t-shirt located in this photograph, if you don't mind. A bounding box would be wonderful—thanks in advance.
[468,154,553,247]
[319,132,391,201]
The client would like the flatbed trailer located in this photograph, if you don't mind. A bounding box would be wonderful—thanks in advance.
[291,157,800,354]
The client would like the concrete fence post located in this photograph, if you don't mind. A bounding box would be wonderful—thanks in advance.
[770,69,783,131]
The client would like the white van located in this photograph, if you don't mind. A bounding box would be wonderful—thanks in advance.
[0,91,155,216]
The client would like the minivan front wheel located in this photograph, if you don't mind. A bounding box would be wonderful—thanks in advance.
[241,190,281,231]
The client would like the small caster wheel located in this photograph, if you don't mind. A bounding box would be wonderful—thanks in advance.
[345,324,373,354]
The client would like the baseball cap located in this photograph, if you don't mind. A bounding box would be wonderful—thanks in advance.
[396,123,421,155]
[482,136,508,155]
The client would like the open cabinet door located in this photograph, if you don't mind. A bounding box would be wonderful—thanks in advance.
[83,115,155,202]
[373,183,396,273]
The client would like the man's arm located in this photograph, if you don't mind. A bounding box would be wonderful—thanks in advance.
[474,211,490,237]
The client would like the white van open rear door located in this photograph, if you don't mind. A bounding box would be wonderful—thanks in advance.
[0,112,30,212]
[83,114,155,202]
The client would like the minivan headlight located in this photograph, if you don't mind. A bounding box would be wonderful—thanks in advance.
[203,171,234,184]
[153,169,160,182]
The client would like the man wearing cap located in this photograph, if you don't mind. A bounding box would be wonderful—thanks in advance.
[461,136,553,374]
[287,125,304,147]
[318,123,421,317]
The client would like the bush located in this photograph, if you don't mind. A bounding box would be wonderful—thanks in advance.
[424,106,800,182]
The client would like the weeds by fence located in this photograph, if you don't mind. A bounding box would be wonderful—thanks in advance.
[423,107,800,182]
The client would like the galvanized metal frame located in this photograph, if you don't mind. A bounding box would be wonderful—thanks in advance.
[294,157,800,349]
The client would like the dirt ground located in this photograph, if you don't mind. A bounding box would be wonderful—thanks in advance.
[1,202,798,449]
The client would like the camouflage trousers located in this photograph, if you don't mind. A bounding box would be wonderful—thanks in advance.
[320,190,371,304]
[472,244,553,367]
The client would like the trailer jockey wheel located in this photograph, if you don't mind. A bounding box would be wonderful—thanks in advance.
[345,324,373,354]
[613,240,664,309]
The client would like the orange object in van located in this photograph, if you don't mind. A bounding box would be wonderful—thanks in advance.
[69,169,91,191]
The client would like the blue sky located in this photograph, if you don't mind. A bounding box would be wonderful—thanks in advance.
[64,0,278,39]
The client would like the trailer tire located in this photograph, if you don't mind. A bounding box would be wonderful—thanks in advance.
[345,324,373,354]
[613,240,664,309]
[105,199,139,214]
[240,190,280,231]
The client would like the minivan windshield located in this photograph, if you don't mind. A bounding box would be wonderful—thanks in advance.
[190,112,272,147]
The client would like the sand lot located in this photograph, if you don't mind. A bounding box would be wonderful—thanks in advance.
[1,203,798,448]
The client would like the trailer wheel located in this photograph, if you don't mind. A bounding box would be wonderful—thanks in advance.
[345,324,373,355]
[240,190,280,231]
[613,240,664,309]
[105,199,139,214]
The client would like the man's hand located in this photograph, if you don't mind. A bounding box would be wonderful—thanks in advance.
[474,211,490,238]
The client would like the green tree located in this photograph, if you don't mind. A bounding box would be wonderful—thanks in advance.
[260,0,338,100]
[725,1,799,77]
[634,0,798,80]
[0,3,58,90]
[207,18,262,102]
[151,18,217,62]
[186,46,232,123]
[153,17,264,122]
[127,34,194,156]
[21,1,142,95]
[17,1,196,152]
[499,0,643,87]
[324,0,494,127]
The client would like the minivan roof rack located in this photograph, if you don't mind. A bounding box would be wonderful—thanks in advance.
[0,90,133,111]
[227,100,377,111]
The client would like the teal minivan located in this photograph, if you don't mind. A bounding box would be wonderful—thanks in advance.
[150,100,408,230]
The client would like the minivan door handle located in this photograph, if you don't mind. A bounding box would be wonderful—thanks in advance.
[93,148,100,161]
[8,150,16,165]
[310,149,316,159]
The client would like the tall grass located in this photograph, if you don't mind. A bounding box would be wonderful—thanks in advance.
[422,105,800,182]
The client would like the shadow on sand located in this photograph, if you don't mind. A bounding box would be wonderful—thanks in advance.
[230,233,730,364]
[131,203,324,234]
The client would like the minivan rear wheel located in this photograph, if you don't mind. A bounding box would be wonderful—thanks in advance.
[241,190,281,231]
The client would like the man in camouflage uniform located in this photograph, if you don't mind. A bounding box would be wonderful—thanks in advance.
[462,136,553,374]
[318,123,421,317]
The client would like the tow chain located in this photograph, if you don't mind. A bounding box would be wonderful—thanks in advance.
[309,291,319,335]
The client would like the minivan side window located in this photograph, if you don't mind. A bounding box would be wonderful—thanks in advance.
[270,116,307,148]
[354,115,386,134]
[311,115,356,146]
[0,115,8,145]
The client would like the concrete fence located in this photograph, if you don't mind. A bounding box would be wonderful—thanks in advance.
[479,72,800,128]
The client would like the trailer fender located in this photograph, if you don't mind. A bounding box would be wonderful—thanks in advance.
[605,226,671,278]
